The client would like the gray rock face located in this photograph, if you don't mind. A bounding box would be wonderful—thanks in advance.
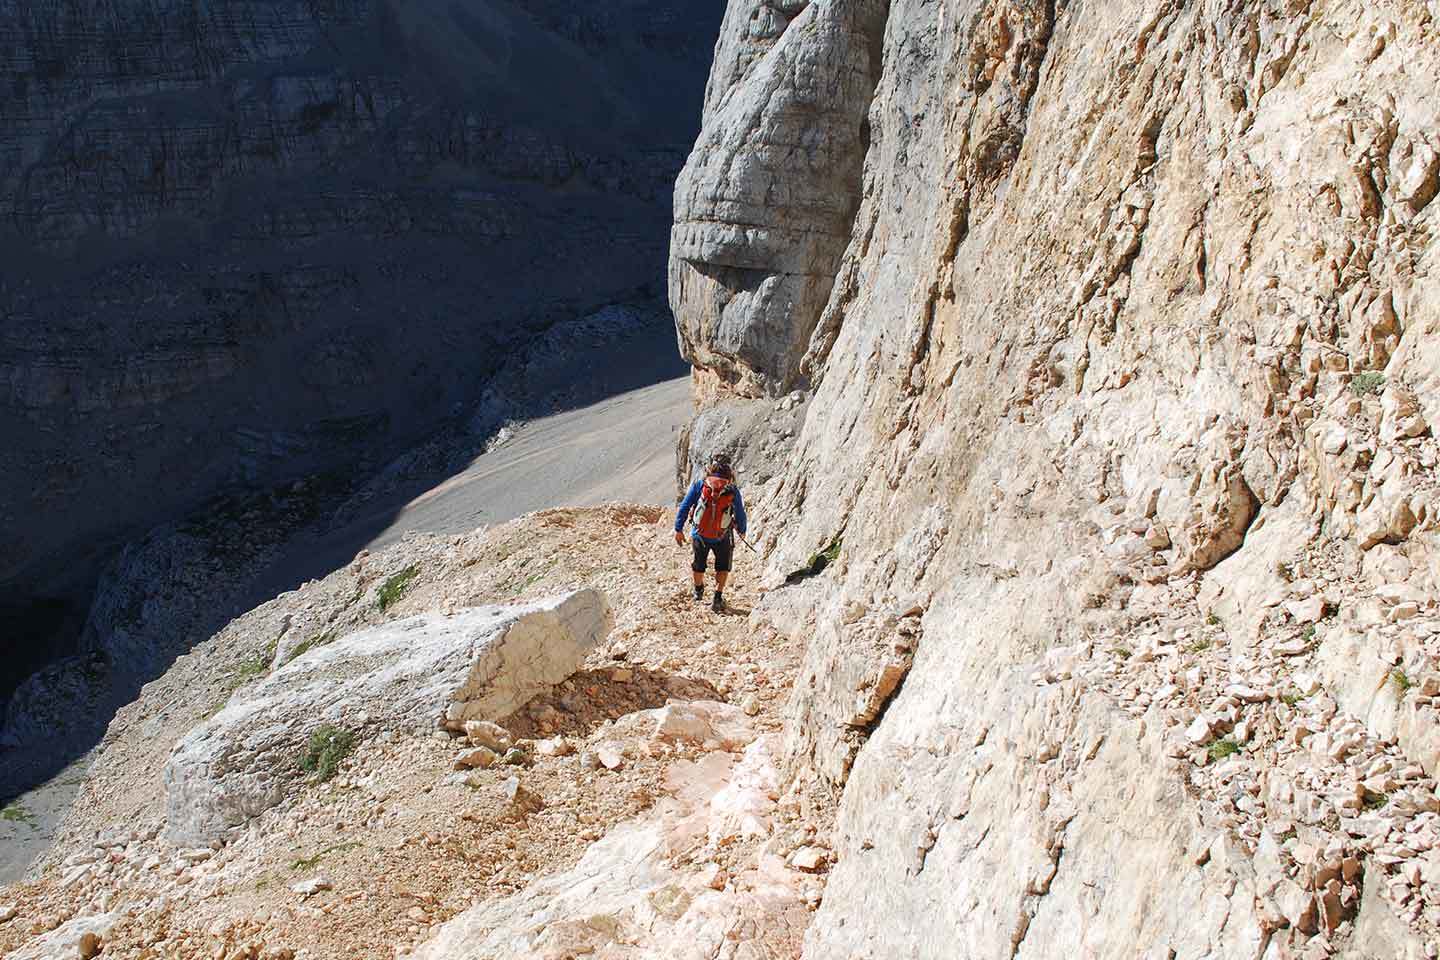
[163,589,612,845]
[0,0,721,679]
[669,0,887,396]
[674,0,1440,955]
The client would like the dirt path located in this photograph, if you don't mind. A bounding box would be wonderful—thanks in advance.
[0,507,825,959]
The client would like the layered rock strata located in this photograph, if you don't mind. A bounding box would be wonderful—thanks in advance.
[0,0,720,699]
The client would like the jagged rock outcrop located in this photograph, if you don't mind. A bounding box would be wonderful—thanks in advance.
[669,0,888,396]
[0,0,720,704]
[164,590,612,845]
[674,0,1440,956]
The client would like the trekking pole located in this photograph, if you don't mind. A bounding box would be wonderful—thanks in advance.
[736,532,759,554]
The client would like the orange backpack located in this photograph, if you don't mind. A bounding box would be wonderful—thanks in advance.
[693,475,736,540]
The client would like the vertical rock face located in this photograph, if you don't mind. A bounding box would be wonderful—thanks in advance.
[674,0,1440,954]
[669,0,888,396]
[0,0,721,682]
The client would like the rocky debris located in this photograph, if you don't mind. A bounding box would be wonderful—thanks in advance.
[462,721,514,754]
[290,877,331,897]
[0,506,817,959]
[5,913,116,960]
[453,747,499,771]
[163,590,612,844]
[501,778,544,819]
[411,736,817,960]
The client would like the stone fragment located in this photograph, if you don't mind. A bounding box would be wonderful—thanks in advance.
[1286,596,1326,624]
[790,847,827,873]
[502,777,543,816]
[595,747,625,771]
[292,877,332,896]
[1185,716,1213,744]
[453,747,498,770]
[464,721,514,753]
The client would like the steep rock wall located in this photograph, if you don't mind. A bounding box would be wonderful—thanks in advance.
[674,0,1440,955]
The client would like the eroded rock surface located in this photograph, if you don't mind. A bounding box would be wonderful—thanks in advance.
[164,590,612,845]
[673,0,1440,955]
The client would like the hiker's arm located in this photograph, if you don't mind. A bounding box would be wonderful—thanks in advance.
[733,489,748,536]
[674,481,700,532]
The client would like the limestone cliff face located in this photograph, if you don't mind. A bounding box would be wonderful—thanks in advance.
[675,1,1440,956]
[0,0,720,678]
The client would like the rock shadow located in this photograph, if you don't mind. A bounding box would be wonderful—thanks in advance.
[500,667,723,741]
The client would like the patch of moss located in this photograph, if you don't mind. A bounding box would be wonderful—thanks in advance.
[1206,738,1240,762]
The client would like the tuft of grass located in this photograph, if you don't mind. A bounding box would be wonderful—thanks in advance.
[1350,371,1385,396]
[300,724,356,782]
[235,638,277,681]
[284,629,337,666]
[1391,669,1412,698]
[1206,738,1241,762]
[376,565,420,611]
[1281,691,1306,706]
[1301,624,1316,644]
[289,841,361,871]
[1206,612,1221,627]
[1275,561,1294,582]
[1186,637,1213,654]
[1112,646,1133,659]
[786,537,843,583]
[0,802,37,828]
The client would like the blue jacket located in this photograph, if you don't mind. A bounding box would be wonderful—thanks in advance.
[675,477,747,543]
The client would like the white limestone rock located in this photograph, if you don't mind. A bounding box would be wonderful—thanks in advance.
[163,590,611,844]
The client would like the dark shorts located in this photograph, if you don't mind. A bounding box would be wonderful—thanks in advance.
[692,535,734,573]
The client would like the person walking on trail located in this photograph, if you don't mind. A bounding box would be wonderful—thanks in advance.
[674,454,748,612]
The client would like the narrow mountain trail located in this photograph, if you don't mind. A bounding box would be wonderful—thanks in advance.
[0,506,833,959]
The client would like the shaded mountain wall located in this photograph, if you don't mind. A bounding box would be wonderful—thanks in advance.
[0,0,724,703]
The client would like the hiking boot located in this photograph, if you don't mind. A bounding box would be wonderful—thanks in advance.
[711,592,725,613]
[693,584,704,602]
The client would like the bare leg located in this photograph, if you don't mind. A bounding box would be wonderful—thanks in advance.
[715,571,729,594]
[692,570,704,588]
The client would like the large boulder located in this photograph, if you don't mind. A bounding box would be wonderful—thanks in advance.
[163,590,612,845]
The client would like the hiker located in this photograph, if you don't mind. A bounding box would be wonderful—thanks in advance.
[674,454,747,612]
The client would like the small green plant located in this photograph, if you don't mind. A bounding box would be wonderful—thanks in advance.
[285,629,338,665]
[1281,691,1306,706]
[1206,738,1241,762]
[1350,371,1386,396]
[1275,560,1294,582]
[300,724,356,782]
[785,536,844,583]
[0,802,37,828]
[289,841,361,871]
[1186,637,1213,654]
[376,565,420,611]
[1301,624,1316,644]
[1391,669,1412,698]
[1112,646,1133,659]
[235,642,275,681]
[1206,612,1221,627]
[1363,792,1390,811]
